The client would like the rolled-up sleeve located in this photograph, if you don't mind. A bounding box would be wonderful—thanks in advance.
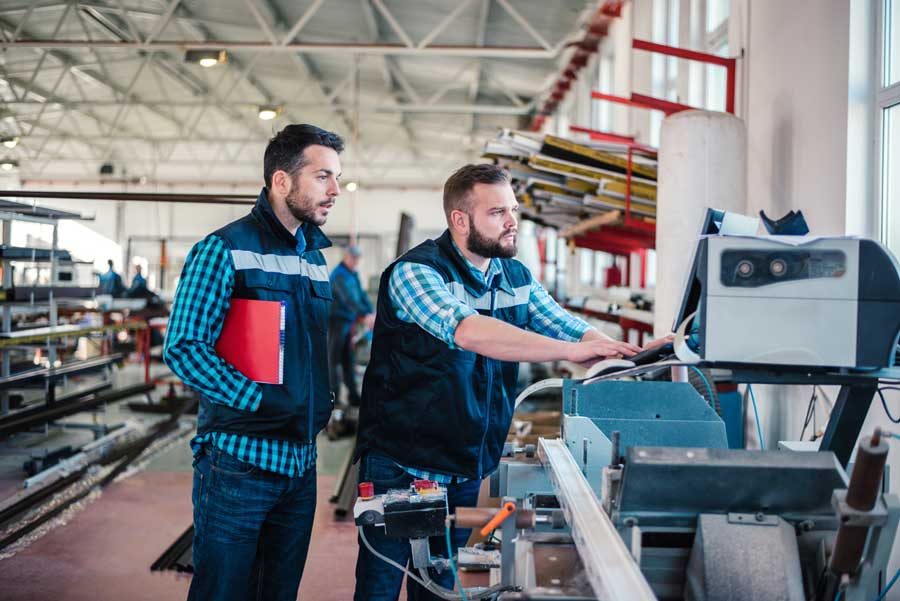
[526,279,593,342]
[388,262,477,349]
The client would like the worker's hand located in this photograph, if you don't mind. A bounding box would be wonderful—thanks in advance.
[363,313,376,330]
[567,338,641,364]
[644,334,674,350]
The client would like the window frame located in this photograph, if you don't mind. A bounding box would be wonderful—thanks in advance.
[877,0,900,248]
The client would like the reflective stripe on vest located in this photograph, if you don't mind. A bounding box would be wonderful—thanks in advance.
[446,281,530,311]
[230,249,329,281]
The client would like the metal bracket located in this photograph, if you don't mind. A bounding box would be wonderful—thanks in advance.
[727,512,779,527]
[831,490,889,528]
[409,537,432,570]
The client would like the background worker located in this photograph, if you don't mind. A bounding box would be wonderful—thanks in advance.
[98,259,125,297]
[125,264,150,298]
[328,245,375,407]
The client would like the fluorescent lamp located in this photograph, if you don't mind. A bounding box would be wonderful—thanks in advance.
[258,105,281,121]
[184,49,227,68]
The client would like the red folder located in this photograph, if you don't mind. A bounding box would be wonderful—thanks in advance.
[215,299,285,384]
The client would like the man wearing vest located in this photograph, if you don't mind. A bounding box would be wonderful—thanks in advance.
[164,124,343,601]
[353,164,650,601]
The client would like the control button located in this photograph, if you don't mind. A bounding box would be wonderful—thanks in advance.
[770,258,787,277]
[358,481,374,499]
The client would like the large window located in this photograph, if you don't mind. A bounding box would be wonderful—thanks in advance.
[649,0,680,146]
[592,53,613,132]
[879,0,900,254]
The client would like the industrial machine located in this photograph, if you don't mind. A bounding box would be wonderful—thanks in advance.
[486,377,899,601]
[353,231,900,600]
[674,235,900,369]
[354,374,900,600]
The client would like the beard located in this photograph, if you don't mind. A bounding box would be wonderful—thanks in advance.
[467,218,517,259]
[285,185,330,226]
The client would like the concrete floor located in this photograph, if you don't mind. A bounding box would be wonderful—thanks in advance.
[0,468,362,600]
[0,362,366,600]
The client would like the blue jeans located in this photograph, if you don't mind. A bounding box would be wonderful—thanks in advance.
[187,445,317,601]
[353,452,482,601]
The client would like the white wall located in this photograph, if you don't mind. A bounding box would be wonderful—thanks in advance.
[741,0,851,235]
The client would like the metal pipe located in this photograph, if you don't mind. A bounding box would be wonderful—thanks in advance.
[539,438,656,601]
[8,39,556,58]
[828,429,889,575]
[454,506,536,531]
[0,190,255,204]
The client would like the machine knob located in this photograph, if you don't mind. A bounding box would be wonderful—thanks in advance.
[769,258,787,277]
[737,260,754,277]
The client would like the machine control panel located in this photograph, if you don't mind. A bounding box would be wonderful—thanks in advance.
[353,480,448,539]
[720,249,846,288]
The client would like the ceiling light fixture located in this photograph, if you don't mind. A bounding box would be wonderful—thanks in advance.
[345,182,358,192]
[257,105,282,121]
[0,159,18,171]
[1,136,19,149]
[184,49,227,68]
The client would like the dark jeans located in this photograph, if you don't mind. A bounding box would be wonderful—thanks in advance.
[353,452,481,601]
[328,320,360,406]
[187,446,317,601]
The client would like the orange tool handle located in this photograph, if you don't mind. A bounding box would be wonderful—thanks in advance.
[479,501,516,536]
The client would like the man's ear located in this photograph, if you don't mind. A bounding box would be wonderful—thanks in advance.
[449,209,470,235]
[271,169,292,197]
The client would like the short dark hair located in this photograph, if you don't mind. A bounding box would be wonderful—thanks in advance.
[107,259,114,268]
[442,163,510,220]
[263,124,344,188]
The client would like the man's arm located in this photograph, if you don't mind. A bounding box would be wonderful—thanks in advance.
[163,235,262,411]
[388,262,639,363]
[526,279,671,348]
[454,315,639,363]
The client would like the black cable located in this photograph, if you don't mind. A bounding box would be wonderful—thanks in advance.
[878,387,900,424]
[799,388,817,441]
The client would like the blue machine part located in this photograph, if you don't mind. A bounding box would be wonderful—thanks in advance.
[716,389,744,449]
[562,380,728,450]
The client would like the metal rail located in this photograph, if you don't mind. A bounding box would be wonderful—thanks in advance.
[0,322,145,348]
[0,382,153,437]
[539,438,657,601]
[0,353,121,388]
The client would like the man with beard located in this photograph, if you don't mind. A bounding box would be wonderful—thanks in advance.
[353,163,649,601]
[164,124,343,601]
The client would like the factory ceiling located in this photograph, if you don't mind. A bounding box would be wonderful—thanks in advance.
[0,0,600,188]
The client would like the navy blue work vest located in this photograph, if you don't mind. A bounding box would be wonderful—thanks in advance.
[197,188,333,443]
[355,230,533,479]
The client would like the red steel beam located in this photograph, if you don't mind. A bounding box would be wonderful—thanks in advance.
[632,38,736,114]
[568,125,635,144]
[591,91,694,116]
[629,93,696,116]
[632,38,731,67]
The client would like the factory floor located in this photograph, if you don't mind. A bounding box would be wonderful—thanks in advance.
[0,362,376,600]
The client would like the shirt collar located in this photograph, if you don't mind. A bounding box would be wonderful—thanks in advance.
[449,238,513,294]
[252,187,331,254]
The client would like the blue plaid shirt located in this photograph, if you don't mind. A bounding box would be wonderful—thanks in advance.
[387,239,592,483]
[164,235,316,477]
